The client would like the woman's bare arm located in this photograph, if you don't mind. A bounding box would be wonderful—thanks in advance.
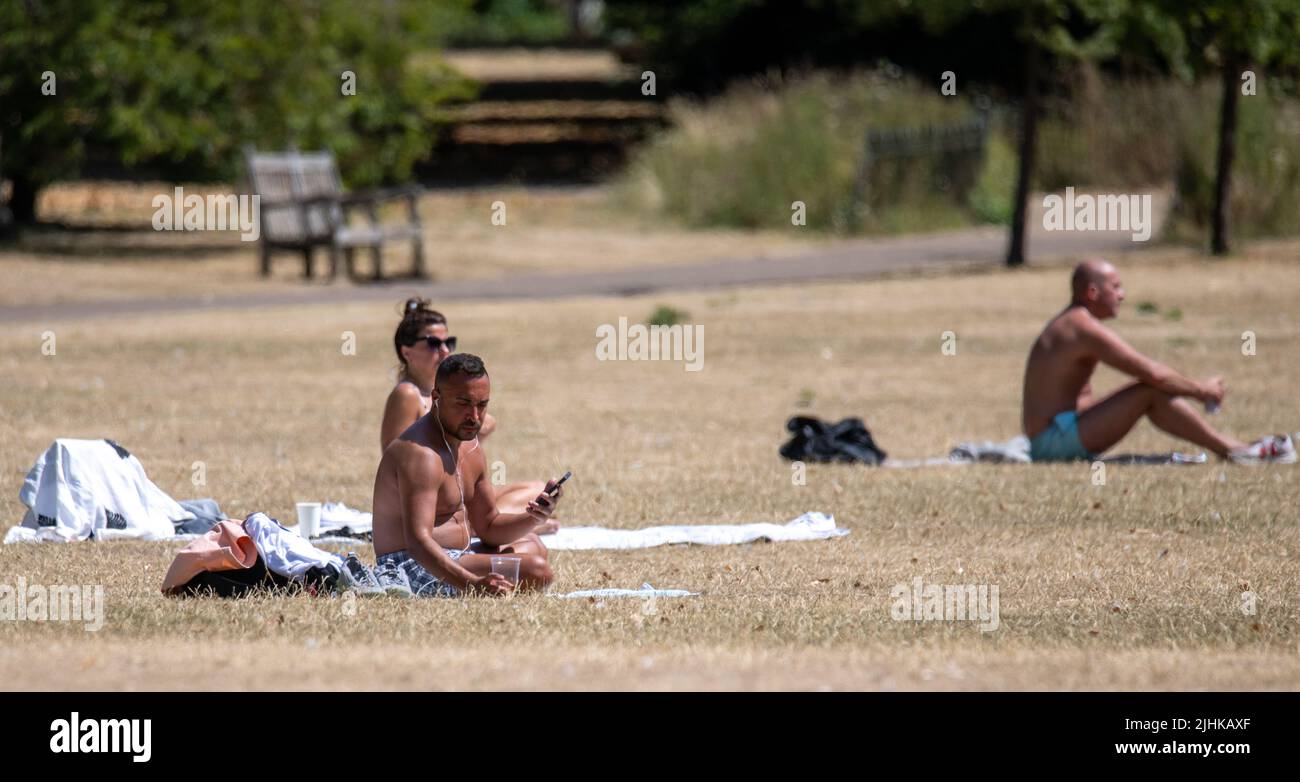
[380,384,426,452]
[479,412,498,439]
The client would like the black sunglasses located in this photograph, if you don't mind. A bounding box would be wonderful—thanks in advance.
[412,335,457,351]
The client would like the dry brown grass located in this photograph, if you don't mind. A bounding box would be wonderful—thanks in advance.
[0,183,825,308]
[1,241,1298,690]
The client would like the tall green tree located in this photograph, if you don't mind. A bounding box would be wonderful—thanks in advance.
[916,0,1131,266]
[910,0,1300,258]
[611,0,1133,265]
[1157,0,1300,254]
[0,0,475,230]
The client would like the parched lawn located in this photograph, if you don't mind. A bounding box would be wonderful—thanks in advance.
[1,241,1297,690]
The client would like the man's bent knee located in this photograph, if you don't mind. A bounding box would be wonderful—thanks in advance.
[1128,383,1179,413]
[1135,383,1170,402]
[519,554,552,590]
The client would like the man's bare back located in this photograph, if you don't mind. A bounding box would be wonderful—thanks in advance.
[1018,259,1293,463]
[1022,307,1102,439]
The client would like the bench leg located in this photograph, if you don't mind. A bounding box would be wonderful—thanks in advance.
[329,244,341,280]
[412,237,426,279]
[303,248,314,279]
[345,248,357,280]
[371,244,383,281]
[260,243,272,277]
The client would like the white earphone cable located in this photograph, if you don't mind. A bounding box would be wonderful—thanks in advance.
[434,399,474,554]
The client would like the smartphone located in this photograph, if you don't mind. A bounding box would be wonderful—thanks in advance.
[548,470,572,496]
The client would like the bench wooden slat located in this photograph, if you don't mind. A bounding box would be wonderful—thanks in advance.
[242,147,426,280]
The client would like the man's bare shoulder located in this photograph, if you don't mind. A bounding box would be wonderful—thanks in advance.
[382,436,442,480]
[1069,307,1121,347]
[1043,306,1109,341]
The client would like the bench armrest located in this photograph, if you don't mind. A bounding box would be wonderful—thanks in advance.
[257,194,341,210]
[339,184,423,208]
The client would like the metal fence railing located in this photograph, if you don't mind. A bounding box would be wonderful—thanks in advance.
[846,113,990,230]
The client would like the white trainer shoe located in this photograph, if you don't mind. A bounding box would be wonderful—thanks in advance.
[373,559,414,598]
[1229,434,1297,465]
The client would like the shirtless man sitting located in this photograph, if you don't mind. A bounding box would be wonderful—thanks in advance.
[369,353,562,597]
[1021,258,1295,464]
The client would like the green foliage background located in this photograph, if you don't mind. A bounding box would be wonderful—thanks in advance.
[0,0,476,207]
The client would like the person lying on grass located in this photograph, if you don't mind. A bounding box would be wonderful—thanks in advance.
[1021,258,1294,464]
[370,353,562,597]
[381,297,554,533]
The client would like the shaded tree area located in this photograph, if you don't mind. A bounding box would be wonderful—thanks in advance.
[605,0,1028,97]
[0,0,475,231]
[607,0,1300,261]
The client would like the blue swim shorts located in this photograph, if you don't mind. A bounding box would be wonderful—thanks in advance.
[1029,411,1096,462]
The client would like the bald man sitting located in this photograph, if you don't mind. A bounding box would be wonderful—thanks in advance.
[1021,259,1295,464]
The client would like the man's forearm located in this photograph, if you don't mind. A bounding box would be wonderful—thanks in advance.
[481,512,540,545]
[411,538,476,590]
[1147,366,1204,399]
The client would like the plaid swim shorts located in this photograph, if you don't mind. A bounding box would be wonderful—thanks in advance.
[376,549,464,598]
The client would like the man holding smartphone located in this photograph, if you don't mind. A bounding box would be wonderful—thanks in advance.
[369,353,566,597]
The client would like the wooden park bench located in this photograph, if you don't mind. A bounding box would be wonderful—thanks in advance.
[242,147,427,280]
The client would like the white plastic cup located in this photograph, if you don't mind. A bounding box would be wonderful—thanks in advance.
[295,502,322,539]
[490,555,522,585]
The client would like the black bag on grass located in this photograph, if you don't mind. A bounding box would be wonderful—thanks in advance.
[174,558,339,598]
[779,416,887,465]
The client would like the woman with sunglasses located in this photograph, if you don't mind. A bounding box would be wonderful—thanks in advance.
[382,298,556,532]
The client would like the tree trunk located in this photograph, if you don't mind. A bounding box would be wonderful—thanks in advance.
[1007,34,1041,268]
[8,173,39,225]
[1211,55,1240,256]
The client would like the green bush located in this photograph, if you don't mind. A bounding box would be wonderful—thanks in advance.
[0,0,476,221]
[1034,68,1300,241]
[432,0,573,46]
[968,125,1017,225]
[647,305,688,327]
[1171,86,1300,241]
[617,70,1004,235]
[1035,74,1191,191]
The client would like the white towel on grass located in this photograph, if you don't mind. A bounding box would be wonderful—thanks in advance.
[15,438,189,541]
[7,511,848,550]
[556,583,698,599]
[319,501,372,534]
[883,434,1208,468]
[539,512,846,551]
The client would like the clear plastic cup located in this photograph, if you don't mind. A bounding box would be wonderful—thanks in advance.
[490,555,522,585]
[295,502,322,538]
